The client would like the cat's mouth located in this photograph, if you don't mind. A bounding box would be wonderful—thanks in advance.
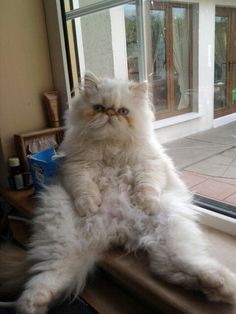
[92,115,119,132]
[106,116,117,126]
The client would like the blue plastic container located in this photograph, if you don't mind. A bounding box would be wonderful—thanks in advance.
[28,148,64,191]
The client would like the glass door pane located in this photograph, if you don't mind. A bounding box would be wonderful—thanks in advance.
[232,11,236,107]
[150,9,168,112]
[214,15,229,111]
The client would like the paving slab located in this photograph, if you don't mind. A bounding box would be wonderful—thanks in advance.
[224,193,236,205]
[223,166,236,179]
[179,171,208,188]
[191,179,236,201]
[164,122,236,205]
[187,122,236,145]
[186,161,228,177]
[165,138,231,170]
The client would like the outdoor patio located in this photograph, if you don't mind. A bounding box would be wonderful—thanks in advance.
[164,121,236,206]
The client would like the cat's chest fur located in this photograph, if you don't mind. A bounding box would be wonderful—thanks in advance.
[87,142,134,168]
[102,145,126,166]
[91,144,136,191]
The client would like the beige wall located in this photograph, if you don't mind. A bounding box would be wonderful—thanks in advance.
[0,0,54,180]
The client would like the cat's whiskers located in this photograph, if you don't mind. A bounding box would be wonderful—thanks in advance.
[88,114,107,129]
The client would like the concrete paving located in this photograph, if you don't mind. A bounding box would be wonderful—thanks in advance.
[164,122,236,206]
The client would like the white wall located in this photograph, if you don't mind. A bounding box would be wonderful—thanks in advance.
[0,0,54,161]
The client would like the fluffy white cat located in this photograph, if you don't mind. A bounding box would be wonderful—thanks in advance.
[14,72,236,313]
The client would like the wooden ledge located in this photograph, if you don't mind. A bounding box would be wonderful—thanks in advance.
[1,188,35,218]
[95,227,236,314]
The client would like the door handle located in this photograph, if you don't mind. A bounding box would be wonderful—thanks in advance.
[230,61,236,72]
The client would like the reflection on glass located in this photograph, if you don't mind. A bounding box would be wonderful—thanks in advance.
[150,9,167,112]
[172,7,191,110]
[125,4,139,81]
[214,16,228,110]
[232,12,236,106]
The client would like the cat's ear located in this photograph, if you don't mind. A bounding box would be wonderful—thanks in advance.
[129,81,148,96]
[83,71,99,94]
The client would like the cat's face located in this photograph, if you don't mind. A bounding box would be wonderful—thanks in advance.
[69,72,154,142]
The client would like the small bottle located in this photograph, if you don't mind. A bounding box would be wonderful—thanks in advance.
[9,157,24,190]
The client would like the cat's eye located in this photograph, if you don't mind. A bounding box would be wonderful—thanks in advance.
[93,104,105,112]
[118,108,129,116]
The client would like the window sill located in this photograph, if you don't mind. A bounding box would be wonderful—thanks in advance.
[194,204,236,237]
[83,225,236,314]
[153,112,201,130]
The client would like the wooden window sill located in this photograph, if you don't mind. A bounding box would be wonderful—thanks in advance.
[83,226,236,314]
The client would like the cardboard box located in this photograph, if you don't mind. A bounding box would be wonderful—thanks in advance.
[28,148,64,191]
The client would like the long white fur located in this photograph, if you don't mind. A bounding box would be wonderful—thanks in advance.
[16,73,236,314]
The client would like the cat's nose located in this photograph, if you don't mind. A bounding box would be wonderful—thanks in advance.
[106,109,116,117]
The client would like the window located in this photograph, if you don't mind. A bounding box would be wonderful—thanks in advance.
[61,0,134,95]
[61,0,198,119]
[45,0,236,223]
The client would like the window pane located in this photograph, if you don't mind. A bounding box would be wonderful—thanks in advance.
[60,1,236,215]
[63,3,139,94]
[172,7,191,111]
[167,6,236,212]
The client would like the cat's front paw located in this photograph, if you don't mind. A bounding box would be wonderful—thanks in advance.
[135,185,160,215]
[140,196,159,215]
[134,195,159,215]
[74,195,101,217]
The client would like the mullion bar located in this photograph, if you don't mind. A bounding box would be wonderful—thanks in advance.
[65,0,133,20]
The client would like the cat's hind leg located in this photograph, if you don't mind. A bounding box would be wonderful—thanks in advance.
[16,184,101,314]
[141,198,236,303]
